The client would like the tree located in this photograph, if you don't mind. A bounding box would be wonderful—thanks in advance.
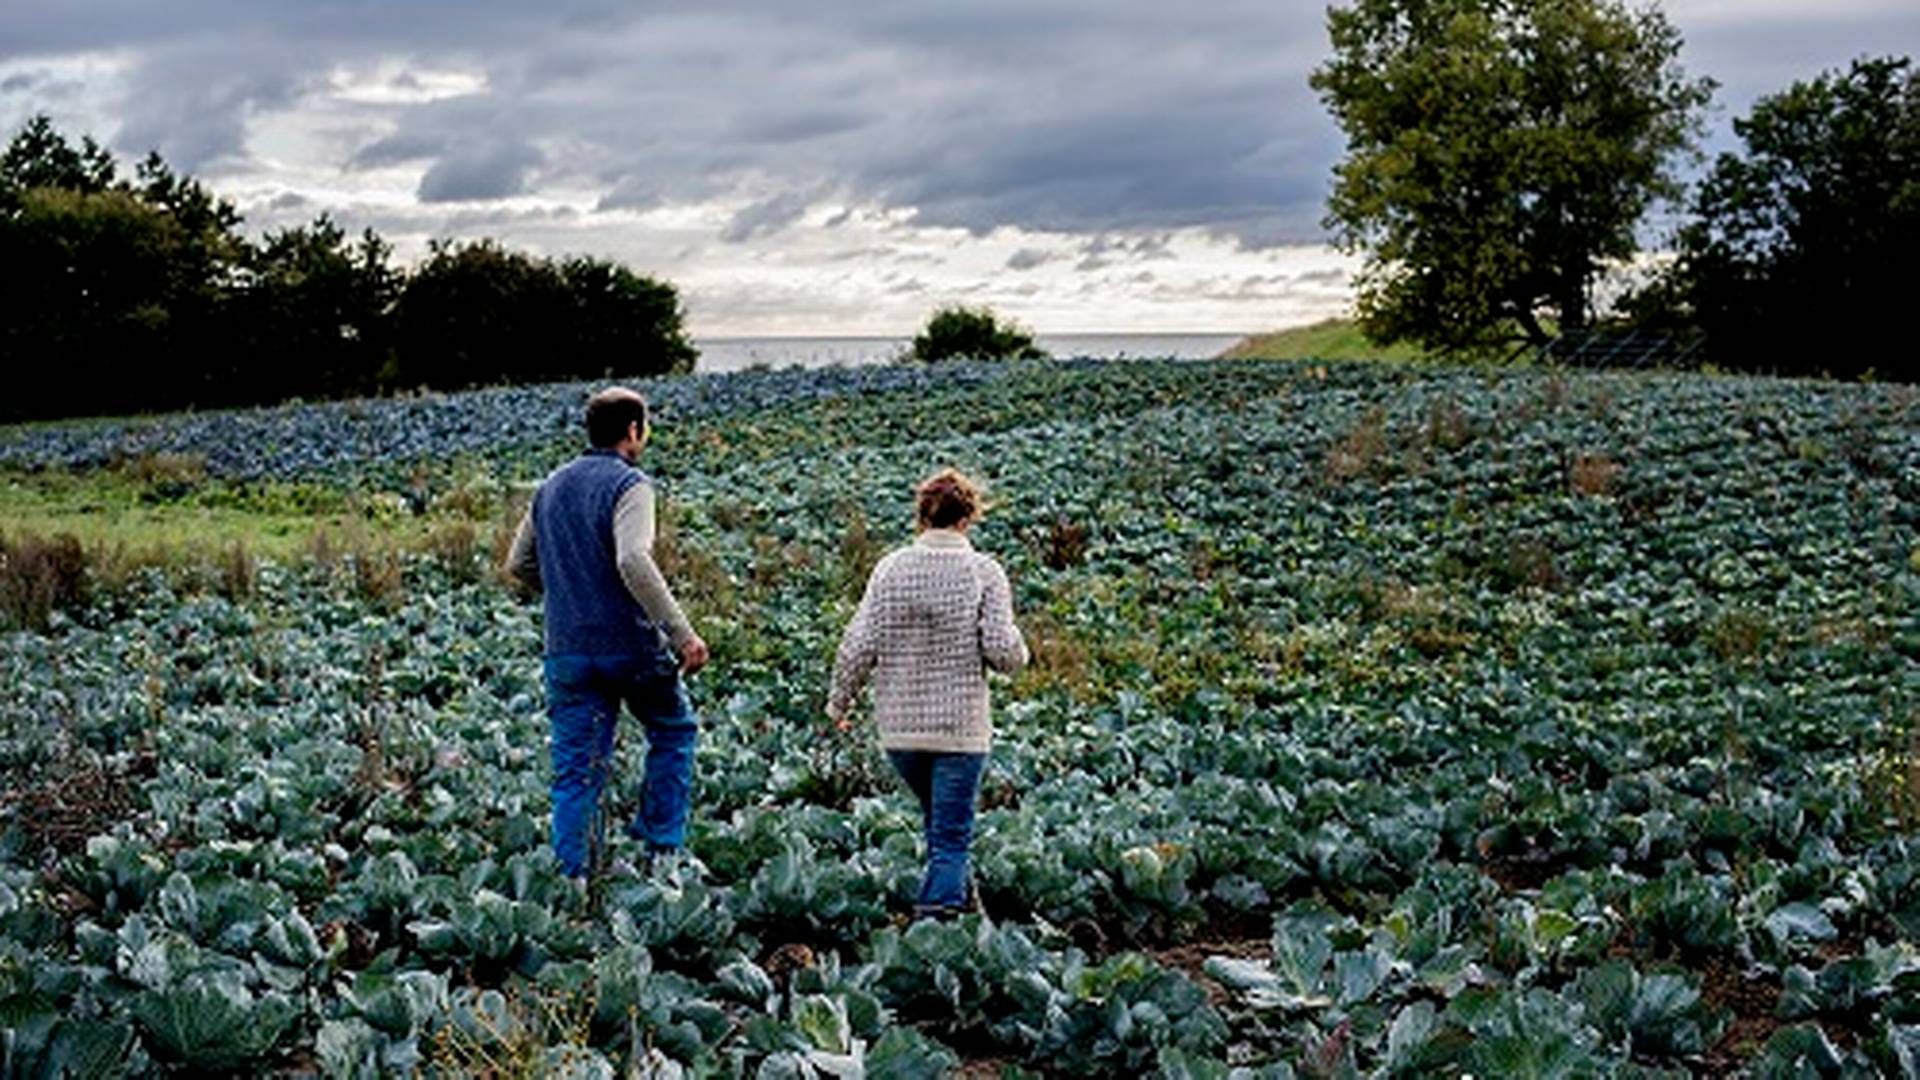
[393,242,696,391]
[0,115,116,197]
[1657,56,1918,378]
[909,305,1048,362]
[393,240,566,391]
[0,116,250,418]
[2,114,701,418]
[557,256,697,376]
[0,187,190,418]
[1311,0,1713,354]
[231,216,400,402]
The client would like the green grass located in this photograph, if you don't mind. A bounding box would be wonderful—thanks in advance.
[1219,317,1429,361]
[0,462,510,564]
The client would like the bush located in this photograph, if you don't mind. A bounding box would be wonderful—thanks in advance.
[908,306,1047,363]
[0,531,90,629]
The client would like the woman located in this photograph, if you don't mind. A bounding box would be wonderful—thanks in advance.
[826,469,1029,919]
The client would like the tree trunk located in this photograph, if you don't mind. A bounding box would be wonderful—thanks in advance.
[1515,306,1552,347]
[1556,274,1589,335]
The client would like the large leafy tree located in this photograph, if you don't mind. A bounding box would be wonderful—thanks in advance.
[393,240,568,392]
[1,187,192,418]
[557,256,698,377]
[232,216,400,402]
[1,123,246,418]
[1311,0,1713,353]
[394,242,696,391]
[0,115,116,196]
[1661,56,1918,378]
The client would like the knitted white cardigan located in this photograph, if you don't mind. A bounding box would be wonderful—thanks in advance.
[826,529,1029,753]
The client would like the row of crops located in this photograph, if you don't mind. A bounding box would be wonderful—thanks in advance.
[2,359,1918,1076]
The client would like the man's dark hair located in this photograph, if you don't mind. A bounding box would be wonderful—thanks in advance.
[585,388,649,448]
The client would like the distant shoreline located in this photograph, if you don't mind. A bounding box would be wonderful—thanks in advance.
[693,332,1259,341]
[692,331,1251,371]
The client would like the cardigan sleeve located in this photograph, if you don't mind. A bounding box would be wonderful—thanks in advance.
[826,558,886,721]
[977,556,1029,674]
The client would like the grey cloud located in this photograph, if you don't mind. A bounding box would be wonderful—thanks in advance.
[1,73,38,93]
[1129,236,1176,261]
[1,0,1913,246]
[1082,233,1178,261]
[300,201,584,238]
[596,176,661,212]
[1294,267,1347,286]
[351,131,448,169]
[825,245,898,262]
[732,107,870,144]
[111,44,307,171]
[1674,14,1920,154]
[2,1,1338,242]
[720,190,811,242]
[418,140,543,202]
[1006,248,1056,271]
[1162,272,1316,302]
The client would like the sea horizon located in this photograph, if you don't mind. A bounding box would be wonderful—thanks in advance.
[690,331,1250,372]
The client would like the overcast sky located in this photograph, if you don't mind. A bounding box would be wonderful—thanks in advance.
[2,2,1915,337]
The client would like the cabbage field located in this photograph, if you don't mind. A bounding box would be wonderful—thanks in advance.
[2,358,1918,1077]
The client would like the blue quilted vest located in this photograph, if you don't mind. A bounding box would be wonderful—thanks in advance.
[532,449,667,659]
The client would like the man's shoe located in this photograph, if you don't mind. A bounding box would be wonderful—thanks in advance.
[911,902,972,923]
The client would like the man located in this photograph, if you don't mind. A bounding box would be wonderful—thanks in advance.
[505,386,710,880]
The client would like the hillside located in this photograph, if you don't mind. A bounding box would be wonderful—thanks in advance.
[1219,318,1428,361]
[2,357,1917,1076]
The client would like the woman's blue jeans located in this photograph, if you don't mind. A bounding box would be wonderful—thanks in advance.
[886,750,986,913]
[544,653,698,878]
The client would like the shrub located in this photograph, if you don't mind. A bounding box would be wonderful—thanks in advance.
[0,531,89,629]
[908,305,1047,363]
[1568,451,1622,497]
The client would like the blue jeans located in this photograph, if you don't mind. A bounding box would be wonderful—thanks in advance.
[887,750,986,912]
[544,652,698,878]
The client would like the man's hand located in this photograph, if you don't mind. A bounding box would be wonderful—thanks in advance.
[678,634,710,676]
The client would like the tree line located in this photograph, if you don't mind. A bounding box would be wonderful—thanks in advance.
[0,117,696,422]
[1314,0,1916,380]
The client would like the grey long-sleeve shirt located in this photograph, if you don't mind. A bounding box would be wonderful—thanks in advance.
[504,482,695,648]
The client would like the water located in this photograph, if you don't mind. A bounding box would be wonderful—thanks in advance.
[692,333,1247,372]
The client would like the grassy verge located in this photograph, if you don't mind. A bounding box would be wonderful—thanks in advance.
[1219,317,1428,361]
[2,464,479,555]
[0,457,529,628]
